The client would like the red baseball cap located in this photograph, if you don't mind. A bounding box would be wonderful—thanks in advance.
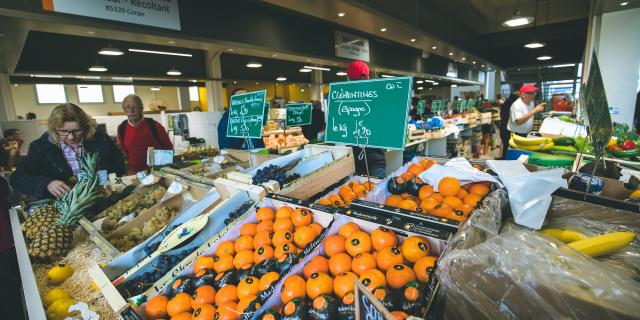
[347,60,370,80]
[519,84,539,94]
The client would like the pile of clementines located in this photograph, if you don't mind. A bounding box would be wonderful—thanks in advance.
[317,179,376,208]
[385,159,491,222]
[144,205,324,320]
[258,221,437,320]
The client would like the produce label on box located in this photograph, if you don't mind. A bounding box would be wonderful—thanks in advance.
[285,102,312,126]
[227,90,267,138]
[325,77,412,149]
[354,279,394,320]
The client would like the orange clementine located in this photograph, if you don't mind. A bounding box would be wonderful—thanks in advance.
[456,188,468,199]
[193,256,214,274]
[274,243,297,259]
[400,172,415,181]
[428,193,443,204]
[237,276,260,300]
[275,206,294,219]
[272,230,293,247]
[413,256,437,283]
[216,241,235,257]
[391,310,410,320]
[371,227,398,251]
[234,235,254,252]
[256,207,275,222]
[469,183,490,197]
[352,184,368,198]
[442,196,463,210]
[386,264,417,289]
[341,191,357,205]
[453,203,474,220]
[345,231,372,257]
[167,293,192,317]
[236,294,258,313]
[419,198,438,214]
[253,245,275,264]
[400,193,412,200]
[385,195,403,207]
[401,236,431,263]
[214,302,239,320]
[358,269,386,292]
[291,208,313,228]
[191,285,216,309]
[376,246,404,271]
[303,255,330,279]
[317,198,332,206]
[239,223,257,237]
[328,252,352,276]
[324,235,346,257]
[215,285,238,305]
[145,294,169,319]
[347,180,361,189]
[192,304,216,320]
[309,223,323,236]
[363,181,375,192]
[418,185,434,201]
[233,250,254,270]
[351,253,377,276]
[328,194,346,208]
[463,193,481,207]
[333,272,357,298]
[213,254,234,273]
[306,272,333,299]
[280,275,306,304]
[253,231,273,248]
[438,177,461,197]
[273,218,294,232]
[397,199,418,211]
[256,219,274,233]
[407,164,425,176]
[259,272,280,291]
[338,222,360,238]
[431,204,453,218]
[171,312,194,320]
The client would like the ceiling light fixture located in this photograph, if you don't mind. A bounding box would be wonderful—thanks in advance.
[166,68,182,76]
[31,74,63,78]
[481,64,485,67]
[417,87,424,90]
[380,27,388,32]
[410,38,416,42]
[551,63,575,68]
[433,82,439,85]
[462,57,466,60]
[416,80,424,84]
[380,74,395,78]
[336,71,347,76]
[299,68,312,73]
[472,61,477,64]
[301,89,305,92]
[168,41,176,44]
[303,65,331,71]
[88,64,108,72]
[246,60,262,68]
[338,12,346,17]
[502,0,534,28]
[449,52,453,56]
[524,41,545,48]
[150,87,161,91]
[276,77,287,81]
[620,1,629,5]
[424,80,435,83]
[227,48,234,52]
[128,48,192,57]
[432,46,437,49]
[537,55,552,61]
[112,76,133,81]
[98,45,124,56]
[451,84,458,87]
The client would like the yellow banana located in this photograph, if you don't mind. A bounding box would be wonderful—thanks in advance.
[509,137,518,149]
[514,142,554,151]
[568,232,636,257]
[540,228,587,243]
[511,133,552,146]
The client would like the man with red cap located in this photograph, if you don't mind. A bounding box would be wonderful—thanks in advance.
[507,84,546,136]
[345,60,387,177]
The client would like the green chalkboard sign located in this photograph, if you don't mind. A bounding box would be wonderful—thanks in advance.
[226,90,267,138]
[285,103,312,126]
[325,76,413,149]
[582,52,612,156]
[417,100,426,114]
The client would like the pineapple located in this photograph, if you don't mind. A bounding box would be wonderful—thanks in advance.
[27,153,103,261]
[22,205,58,240]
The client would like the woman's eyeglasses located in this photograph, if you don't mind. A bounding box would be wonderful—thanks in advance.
[57,129,82,136]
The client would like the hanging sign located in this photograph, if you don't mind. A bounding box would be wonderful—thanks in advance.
[335,30,370,62]
[227,90,267,139]
[417,100,426,114]
[582,52,613,156]
[285,103,312,126]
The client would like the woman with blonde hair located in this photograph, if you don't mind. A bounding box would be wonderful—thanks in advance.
[11,103,125,199]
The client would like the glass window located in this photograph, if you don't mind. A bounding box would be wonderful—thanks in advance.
[113,85,135,102]
[77,85,104,103]
[35,84,67,104]
[189,86,199,102]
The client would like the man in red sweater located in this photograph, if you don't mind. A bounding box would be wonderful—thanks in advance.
[117,94,173,173]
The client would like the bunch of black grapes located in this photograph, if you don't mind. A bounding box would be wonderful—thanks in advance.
[252,164,301,188]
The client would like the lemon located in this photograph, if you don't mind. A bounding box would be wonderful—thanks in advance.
[46,298,75,320]
[43,288,71,307]
[630,189,640,200]
[47,263,74,284]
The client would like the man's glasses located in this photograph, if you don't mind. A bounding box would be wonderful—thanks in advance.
[57,129,82,136]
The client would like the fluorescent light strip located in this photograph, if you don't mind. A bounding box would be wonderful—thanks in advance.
[128,48,192,57]
[303,66,330,71]
[336,71,347,76]
[381,74,395,78]
[31,74,63,78]
[424,80,435,83]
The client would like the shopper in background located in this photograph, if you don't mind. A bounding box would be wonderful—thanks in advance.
[26,112,36,120]
[302,100,326,142]
[507,84,546,137]
[11,103,126,198]
[117,94,173,174]
[346,60,387,177]
[499,92,519,159]
[217,88,265,150]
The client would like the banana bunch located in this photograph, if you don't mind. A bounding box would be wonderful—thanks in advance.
[540,228,636,258]
[509,133,554,151]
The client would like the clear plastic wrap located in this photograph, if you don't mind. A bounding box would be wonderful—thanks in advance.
[435,191,640,320]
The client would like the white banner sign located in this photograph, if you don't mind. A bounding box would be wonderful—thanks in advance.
[43,0,181,30]
[335,30,370,62]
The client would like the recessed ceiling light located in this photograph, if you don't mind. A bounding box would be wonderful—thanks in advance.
[86,31,95,35]
[417,87,424,90]
[13,84,17,86]
[88,64,107,72]
[433,82,439,85]
[462,57,466,60]
[451,84,458,87]
[416,80,424,84]
[299,68,312,73]
[128,48,192,57]
[472,61,477,64]
[410,38,416,42]
[272,54,278,57]
[150,87,161,91]
[336,71,347,76]
[338,12,346,17]
[227,48,234,52]
[246,60,262,68]
[166,68,182,76]
[301,89,305,92]
[276,77,287,81]
[189,79,197,83]
[432,46,437,49]
[537,55,552,61]
[98,46,124,56]
[449,52,453,56]
[502,7,534,28]
[524,41,545,48]
[304,65,330,71]
[168,40,176,44]
[233,81,237,84]
[380,27,388,32]
[620,1,629,5]
[256,82,260,85]
[481,64,485,67]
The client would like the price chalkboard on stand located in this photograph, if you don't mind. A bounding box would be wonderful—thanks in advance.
[325,76,413,149]
[285,103,312,126]
[354,279,394,320]
[226,90,267,138]
[582,52,612,156]
[417,100,426,114]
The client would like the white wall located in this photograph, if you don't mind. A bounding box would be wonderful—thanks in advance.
[10,84,181,120]
[598,7,640,127]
